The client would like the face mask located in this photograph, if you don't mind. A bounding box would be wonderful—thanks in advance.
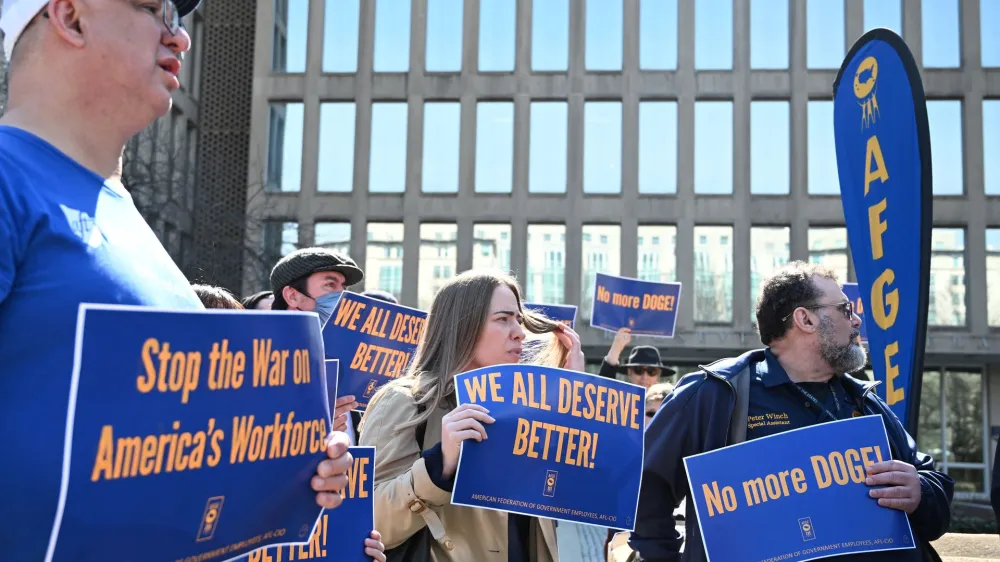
[312,291,344,330]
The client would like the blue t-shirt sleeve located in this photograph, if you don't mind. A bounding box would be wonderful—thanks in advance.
[0,179,23,302]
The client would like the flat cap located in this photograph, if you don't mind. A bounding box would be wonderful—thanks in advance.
[270,247,364,297]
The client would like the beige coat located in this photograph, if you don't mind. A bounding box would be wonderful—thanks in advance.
[358,383,559,562]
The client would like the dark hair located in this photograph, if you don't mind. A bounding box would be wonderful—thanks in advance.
[755,261,840,345]
[192,284,244,310]
[270,276,309,310]
[241,291,274,310]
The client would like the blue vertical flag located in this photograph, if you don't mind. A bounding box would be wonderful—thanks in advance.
[833,29,932,434]
[840,284,869,343]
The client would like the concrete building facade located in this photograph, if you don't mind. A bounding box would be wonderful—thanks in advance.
[240,0,1000,499]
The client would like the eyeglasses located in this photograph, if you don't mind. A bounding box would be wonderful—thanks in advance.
[631,367,661,377]
[159,0,183,35]
[781,301,854,323]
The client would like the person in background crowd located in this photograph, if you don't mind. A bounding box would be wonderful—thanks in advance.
[359,269,584,561]
[361,288,399,304]
[597,328,677,388]
[0,2,357,557]
[629,262,953,562]
[242,290,274,310]
[193,284,243,309]
[992,444,1000,534]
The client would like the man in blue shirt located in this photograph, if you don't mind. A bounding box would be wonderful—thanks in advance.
[629,261,953,561]
[0,1,361,558]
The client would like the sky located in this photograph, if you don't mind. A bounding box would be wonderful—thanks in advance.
[271,0,996,199]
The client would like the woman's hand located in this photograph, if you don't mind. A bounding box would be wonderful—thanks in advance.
[555,324,585,372]
[365,530,386,562]
[441,403,494,479]
[606,328,631,365]
[333,395,358,433]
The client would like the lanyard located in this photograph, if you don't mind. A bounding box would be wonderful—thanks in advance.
[792,381,842,423]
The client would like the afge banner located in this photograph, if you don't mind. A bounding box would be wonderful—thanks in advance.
[841,284,869,343]
[684,416,915,562]
[46,305,329,562]
[451,365,644,529]
[590,273,681,338]
[322,292,426,411]
[243,447,376,562]
[833,28,932,432]
[524,302,578,329]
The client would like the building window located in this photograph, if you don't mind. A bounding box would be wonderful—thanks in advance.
[263,221,299,277]
[751,227,790,320]
[323,0,360,72]
[271,0,307,73]
[929,228,966,326]
[314,222,352,256]
[984,0,1000,67]
[863,0,901,34]
[985,101,999,195]
[530,102,568,193]
[526,225,566,304]
[422,102,461,193]
[473,224,512,273]
[806,0,844,69]
[751,101,790,194]
[695,0,732,70]
[808,227,848,283]
[586,0,623,71]
[366,223,404,301]
[807,101,838,195]
[373,0,410,72]
[581,225,621,321]
[639,0,677,70]
[988,230,1000,326]
[476,102,515,193]
[266,103,303,192]
[637,225,677,283]
[638,101,677,194]
[927,101,964,195]
[532,0,568,71]
[750,0,788,69]
[918,368,988,497]
[479,0,516,72]
[369,103,408,193]
[584,102,623,194]
[419,224,457,311]
[425,0,463,72]
[695,102,733,195]
[694,226,733,323]
[922,0,960,68]
[318,103,356,192]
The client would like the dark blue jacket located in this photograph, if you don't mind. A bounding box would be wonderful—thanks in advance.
[628,349,954,562]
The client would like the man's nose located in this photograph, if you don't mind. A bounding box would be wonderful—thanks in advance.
[163,24,193,56]
[851,311,862,328]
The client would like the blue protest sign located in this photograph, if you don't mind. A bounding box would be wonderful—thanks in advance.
[841,283,869,343]
[322,292,426,411]
[524,302,578,329]
[833,28,931,433]
[451,365,644,529]
[46,305,329,562]
[684,416,915,562]
[324,359,340,420]
[590,273,681,338]
[243,447,376,562]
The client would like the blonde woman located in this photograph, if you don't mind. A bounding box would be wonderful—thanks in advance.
[358,270,585,561]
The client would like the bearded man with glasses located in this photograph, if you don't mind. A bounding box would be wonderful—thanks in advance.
[627,261,953,562]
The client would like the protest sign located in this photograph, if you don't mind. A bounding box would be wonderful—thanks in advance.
[46,305,330,562]
[243,447,375,562]
[833,28,931,433]
[684,416,915,562]
[324,359,340,422]
[451,365,644,529]
[841,283,869,343]
[590,273,681,338]
[322,292,426,411]
[524,302,578,329]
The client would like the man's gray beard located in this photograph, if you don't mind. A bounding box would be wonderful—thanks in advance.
[818,315,867,373]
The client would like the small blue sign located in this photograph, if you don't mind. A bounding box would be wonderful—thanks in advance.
[684,416,915,562]
[451,365,644,530]
[323,292,426,411]
[841,283,869,343]
[45,305,329,562]
[524,303,578,329]
[590,273,681,338]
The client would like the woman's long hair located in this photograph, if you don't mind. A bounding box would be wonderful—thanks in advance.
[379,269,566,432]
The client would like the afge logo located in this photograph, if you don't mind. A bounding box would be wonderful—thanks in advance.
[798,517,816,542]
[196,496,225,542]
[542,470,558,498]
[853,56,880,128]
[364,379,379,399]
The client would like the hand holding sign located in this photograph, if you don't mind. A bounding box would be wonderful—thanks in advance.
[442,403,496,479]
[332,395,359,433]
[313,432,353,510]
[866,460,921,513]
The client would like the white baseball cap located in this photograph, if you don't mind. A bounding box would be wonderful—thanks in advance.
[1,0,48,61]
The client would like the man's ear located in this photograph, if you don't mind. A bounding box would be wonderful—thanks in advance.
[48,0,87,49]
[282,285,301,310]
[792,308,818,334]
